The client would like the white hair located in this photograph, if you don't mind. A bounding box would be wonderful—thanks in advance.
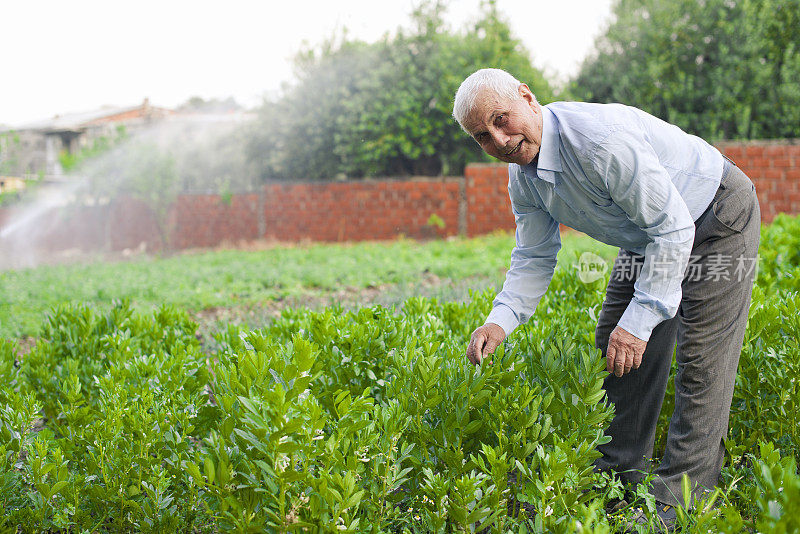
[452,68,525,132]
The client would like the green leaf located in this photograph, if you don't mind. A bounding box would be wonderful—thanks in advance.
[682,472,692,510]
[204,457,216,486]
[464,420,482,434]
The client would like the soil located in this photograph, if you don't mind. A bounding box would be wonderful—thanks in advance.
[10,270,501,358]
[15,336,37,356]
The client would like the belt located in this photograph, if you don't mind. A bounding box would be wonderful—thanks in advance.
[721,153,737,167]
[719,154,736,189]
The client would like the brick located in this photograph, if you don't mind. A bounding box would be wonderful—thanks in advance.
[757,181,777,194]
[772,158,792,168]
[765,146,786,157]
[745,145,766,158]
[752,158,770,168]
[722,146,744,159]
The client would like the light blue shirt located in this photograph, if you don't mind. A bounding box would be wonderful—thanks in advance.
[486,102,724,341]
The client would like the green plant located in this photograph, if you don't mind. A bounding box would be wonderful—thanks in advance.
[1,215,799,531]
[58,126,128,172]
[571,0,800,140]
[247,0,554,180]
[426,213,446,230]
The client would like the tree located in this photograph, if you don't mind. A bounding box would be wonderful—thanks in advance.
[0,131,21,176]
[569,0,800,141]
[75,119,258,249]
[246,0,554,180]
[178,96,243,113]
[83,140,180,249]
[744,0,800,138]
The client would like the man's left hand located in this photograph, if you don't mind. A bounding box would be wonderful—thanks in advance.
[606,326,647,377]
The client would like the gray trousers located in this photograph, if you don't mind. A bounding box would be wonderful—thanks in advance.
[594,159,760,507]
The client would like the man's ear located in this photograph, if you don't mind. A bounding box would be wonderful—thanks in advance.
[518,84,537,106]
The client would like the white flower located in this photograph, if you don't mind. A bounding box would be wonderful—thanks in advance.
[276,455,290,472]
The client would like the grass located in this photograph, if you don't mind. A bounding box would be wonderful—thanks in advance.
[0,231,617,339]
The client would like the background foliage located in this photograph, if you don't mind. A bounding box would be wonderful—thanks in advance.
[246,0,554,180]
[571,0,800,141]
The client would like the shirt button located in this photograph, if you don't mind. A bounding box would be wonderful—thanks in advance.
[580,210,586,215]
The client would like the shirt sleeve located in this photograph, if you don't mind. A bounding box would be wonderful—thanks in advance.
[486,168,561,336]
[593,130,696,341]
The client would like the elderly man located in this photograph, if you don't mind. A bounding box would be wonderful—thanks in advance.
[454,68,760,529]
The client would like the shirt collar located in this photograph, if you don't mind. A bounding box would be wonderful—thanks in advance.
[522,105,561,183]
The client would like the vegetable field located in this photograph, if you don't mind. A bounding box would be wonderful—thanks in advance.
[0,233,615,341]
[1,217,800,532]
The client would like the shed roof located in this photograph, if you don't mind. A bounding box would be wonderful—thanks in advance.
[3,100,168,133]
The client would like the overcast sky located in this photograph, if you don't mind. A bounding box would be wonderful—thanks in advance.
[0,0,614,127]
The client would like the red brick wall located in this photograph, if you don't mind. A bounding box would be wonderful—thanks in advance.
[716,141,800,223]
[464,164,515,236]
[108,198,161,250]
[0,140,797,258]
[0,199,159,254]
[32,204,109,252]
[0,177,463,255]
[261,179,461,242]
[0,207,11,228]
[171,194,260,249]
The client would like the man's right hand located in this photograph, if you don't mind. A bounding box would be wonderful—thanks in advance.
[466,323,506,365]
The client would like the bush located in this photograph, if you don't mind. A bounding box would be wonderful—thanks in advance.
[247,1,553,180]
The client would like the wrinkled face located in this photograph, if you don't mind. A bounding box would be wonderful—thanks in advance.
[462,84,543,165]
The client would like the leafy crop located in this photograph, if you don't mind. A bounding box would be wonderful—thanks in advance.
[0,232,616,339]
[0,284,616,532]
[1,217,800,531]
